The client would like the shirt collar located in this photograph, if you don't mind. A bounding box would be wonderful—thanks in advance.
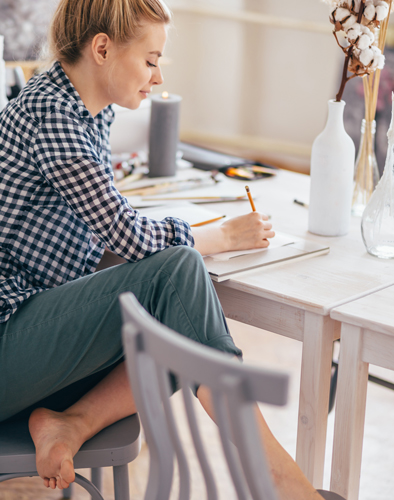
[47,61,93,122]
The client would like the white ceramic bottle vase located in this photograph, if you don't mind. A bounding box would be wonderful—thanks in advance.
[308,100,355,236]
[0,35,8,112]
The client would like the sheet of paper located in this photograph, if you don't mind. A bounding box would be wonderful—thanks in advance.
[206,232,296,261]
[116,167,213,192]
[140,203,225,226]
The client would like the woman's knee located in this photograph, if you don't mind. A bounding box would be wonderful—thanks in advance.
[161,245,206,277]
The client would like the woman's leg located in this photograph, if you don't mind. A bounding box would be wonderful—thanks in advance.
[29,367,324,498]
[29,362,135,490]
[1,246,323,498]
[0,246,236,422]
[197,386,324,500]
[1,246,238,487]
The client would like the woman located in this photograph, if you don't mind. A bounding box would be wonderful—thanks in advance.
[0,1,324,498]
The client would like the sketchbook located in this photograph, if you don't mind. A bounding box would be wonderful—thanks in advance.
[140,204,329,282]
[203,235,330,282]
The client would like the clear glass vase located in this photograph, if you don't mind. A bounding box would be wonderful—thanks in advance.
[351,119,380,217]
[361,129,394,259]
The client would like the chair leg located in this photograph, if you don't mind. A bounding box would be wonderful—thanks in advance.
[113,464,130,500]
[91,468,103,496]
[63,483,73,499]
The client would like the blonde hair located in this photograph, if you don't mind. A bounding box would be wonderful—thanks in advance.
[49,0,171,64]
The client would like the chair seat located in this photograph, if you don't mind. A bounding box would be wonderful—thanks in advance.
[0,414,141,474]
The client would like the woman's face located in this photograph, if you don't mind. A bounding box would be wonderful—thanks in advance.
[108,22,167,110]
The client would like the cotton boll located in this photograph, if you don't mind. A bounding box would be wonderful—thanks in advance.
[347,24,361,41]
[364,4,376,19]
[359,47,374,65]
[335,7,352,20]
[370,53,385,69]
[366,45,384,69]
[360,25,375,43]
[357,33,373,49]
[369,54,383,70]
[375,3,389,20]
[343,13,357,29]
[377,54,385,69]
[371,45,381,54]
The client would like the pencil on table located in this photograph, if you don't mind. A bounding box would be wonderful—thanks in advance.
[190,215,226,227]
[245,186,256,212]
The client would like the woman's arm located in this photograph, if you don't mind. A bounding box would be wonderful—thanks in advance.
[192,211,275,256]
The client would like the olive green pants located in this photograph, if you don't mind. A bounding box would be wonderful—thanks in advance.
[0,246,241,422]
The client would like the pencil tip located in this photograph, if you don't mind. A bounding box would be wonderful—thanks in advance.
[245,186,250,192]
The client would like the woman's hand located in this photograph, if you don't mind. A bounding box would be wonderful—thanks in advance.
[221,212,274,251]
[192,212,275,256]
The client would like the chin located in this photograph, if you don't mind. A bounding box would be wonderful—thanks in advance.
[122,96,143,110]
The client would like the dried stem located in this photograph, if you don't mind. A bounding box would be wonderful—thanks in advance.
[353,0,392,212]
[352,119,377,209]
[336,53,352,102]
[336,0,366,102]
[371,0,393,118]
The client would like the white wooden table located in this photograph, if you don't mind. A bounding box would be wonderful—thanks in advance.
[201,168,394,488]
[329,286,394,500]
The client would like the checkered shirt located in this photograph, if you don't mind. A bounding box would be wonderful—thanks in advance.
[0,61,194,324]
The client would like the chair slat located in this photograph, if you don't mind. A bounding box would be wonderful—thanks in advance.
[122,326,174,500]
[157,365,191,500]
[211,389,250,500]
[180,376,218,500]
[224,376,278,500]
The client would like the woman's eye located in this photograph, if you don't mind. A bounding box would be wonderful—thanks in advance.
[147,61,157,68]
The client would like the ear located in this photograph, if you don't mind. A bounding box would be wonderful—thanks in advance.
[91,33,111,65]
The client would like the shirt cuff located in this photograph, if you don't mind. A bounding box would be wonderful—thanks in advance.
[170,218,195,248]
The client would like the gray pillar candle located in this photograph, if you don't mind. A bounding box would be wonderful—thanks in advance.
[148,92,182,178]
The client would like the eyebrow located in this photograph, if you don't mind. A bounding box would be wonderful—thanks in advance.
[149,51,163,57]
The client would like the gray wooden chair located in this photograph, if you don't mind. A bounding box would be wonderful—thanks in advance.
[120,292,346,500]
[0,400,140,500]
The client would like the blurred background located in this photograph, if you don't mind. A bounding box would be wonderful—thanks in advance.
[2,0,394,172]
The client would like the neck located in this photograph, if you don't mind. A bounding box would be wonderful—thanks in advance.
[61,59,110,117]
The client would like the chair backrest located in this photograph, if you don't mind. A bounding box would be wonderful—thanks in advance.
[120,292,290,500]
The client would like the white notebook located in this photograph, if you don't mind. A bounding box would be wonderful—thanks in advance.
[203,235,330,282]
[140,204,329,282]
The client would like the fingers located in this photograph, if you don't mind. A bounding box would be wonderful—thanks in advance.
[49,477,56,489]
[264,229,275,239]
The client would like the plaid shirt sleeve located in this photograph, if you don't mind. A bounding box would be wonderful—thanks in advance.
[33,109,194,262]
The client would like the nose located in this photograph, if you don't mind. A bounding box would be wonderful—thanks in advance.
[151,66,164,86]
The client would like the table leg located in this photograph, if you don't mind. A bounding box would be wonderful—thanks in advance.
[330,323,369,500]
[296,312,339,487]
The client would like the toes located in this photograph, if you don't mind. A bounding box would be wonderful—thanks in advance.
[61,458,76,485]
[57,476,63,490]
[49,477,57,489]
[59,477,70,489]
[43,478,49,488]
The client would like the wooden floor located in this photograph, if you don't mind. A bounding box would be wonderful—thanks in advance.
[1,319,393,499]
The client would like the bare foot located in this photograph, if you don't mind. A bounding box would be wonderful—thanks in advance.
[28,408,87,489]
